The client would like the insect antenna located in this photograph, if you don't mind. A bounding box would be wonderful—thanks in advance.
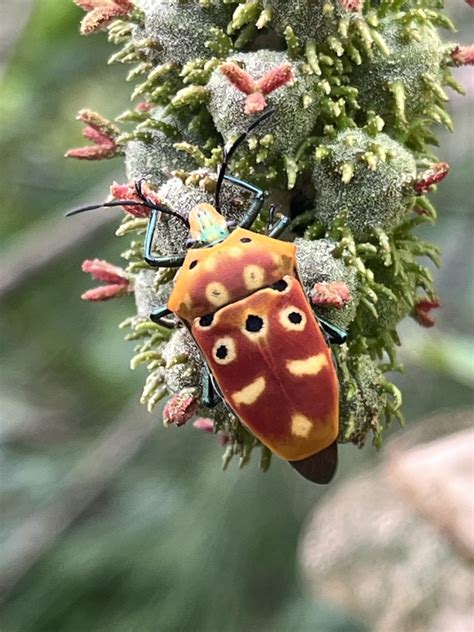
[215,108,275,211]
[66,181,190,229]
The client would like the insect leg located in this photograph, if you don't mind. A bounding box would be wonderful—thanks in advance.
[202,369,222,409]
[316,315,348,345]
[268,215,291,238]
[223,175,265,230]
[144,209,186,268]
[149,305,177,328]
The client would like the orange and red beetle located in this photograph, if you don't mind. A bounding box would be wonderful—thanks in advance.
[68,111,347,483]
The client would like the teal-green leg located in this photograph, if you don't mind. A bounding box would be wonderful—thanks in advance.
[202,369,222,409]
[150,305,176,329]
[144,209,186,268]
[316,314,347,345]
[223,175,265,230]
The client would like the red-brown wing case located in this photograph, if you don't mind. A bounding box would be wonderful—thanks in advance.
[191,275,339,461]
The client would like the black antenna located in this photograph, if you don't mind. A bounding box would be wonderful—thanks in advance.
[215,108,275,211]
[66,181,190,229]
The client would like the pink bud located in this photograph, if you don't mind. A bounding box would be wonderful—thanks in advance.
[109,181,161,217]
[74,0,134,36]
[220,62,257,95]
[311,282,352,310]
[81,284,130,301]
[163,392,199,427]
[82,259,129,284]
[193,418,215,433]
[257,63,294,96]
[66,110,120,161]
[340,0,362,11]
[414,163,450,194]
[244,92,267,115]
[451,44,474,66]
[81,259,130,302]
[413,299,440,328]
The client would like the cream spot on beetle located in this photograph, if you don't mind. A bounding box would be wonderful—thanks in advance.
[212,337,237,365]
[286,354,327,377]
[203,256,217,272]
[243,264,265,290]
[291,413,313,438]
[232,376,266,406]
[205,282,230,307]
[278,306,307,332]
[183,292,193,308]
[227,246,243,258]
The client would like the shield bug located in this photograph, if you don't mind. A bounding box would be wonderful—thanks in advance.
[68,110,347,483]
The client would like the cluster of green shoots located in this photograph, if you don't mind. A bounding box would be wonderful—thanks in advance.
[68,0,473,472]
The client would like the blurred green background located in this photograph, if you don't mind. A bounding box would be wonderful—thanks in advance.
[0,2,472,631]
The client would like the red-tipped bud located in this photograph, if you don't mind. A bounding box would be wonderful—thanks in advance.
[193,418,215,433]
[257,63,294,95]
[193,418,230,445]
[340,0,362,11]
[74,0,134,36]
[109,180,161,217]
[220,62,257,95]
[163,391,198,427]
[413,298,440,328]
[451,44,474,66]
[81,259,130,301]
[221,61,294,115]
[244,92,267,115]
[311,281,352,310]
[66,109,121,160]
[414,162,450,194]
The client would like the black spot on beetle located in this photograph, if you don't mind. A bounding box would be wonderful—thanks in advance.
[245,315,264,333]
[240,237,252,243]
[216,345,228,360]
[199,313,214,327]
[272,279,288,292]
[289,311,302,324]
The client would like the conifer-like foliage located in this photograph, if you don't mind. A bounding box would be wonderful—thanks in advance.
[70,0,473,472]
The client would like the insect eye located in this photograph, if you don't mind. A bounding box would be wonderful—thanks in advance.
[240,237,252,243]
[189,260,198,269]
[271,279,288,292]
[212,337,237,365]
[198,313,214,328]
[278,306,307,332]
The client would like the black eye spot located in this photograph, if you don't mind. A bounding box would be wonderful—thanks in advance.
[189,260,198,269]
[240,237,252,243]
[272,279,288,292]
[199,313,214,327]
[216,345,228,360]
[245,314,264,333]
[288,312,302,324]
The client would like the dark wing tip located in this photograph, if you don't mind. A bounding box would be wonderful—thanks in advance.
[288,440,338,484]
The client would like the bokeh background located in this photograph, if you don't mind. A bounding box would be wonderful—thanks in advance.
[0,2,472,631]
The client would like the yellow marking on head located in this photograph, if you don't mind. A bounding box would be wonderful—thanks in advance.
[232,376,266,406]
[205,282,230,307]
[291,413,313,438]
[227,246,244,258]
[183,292,193,308]
[286,354,328,377]
[203,256,218,272]
[243,264,265,290]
